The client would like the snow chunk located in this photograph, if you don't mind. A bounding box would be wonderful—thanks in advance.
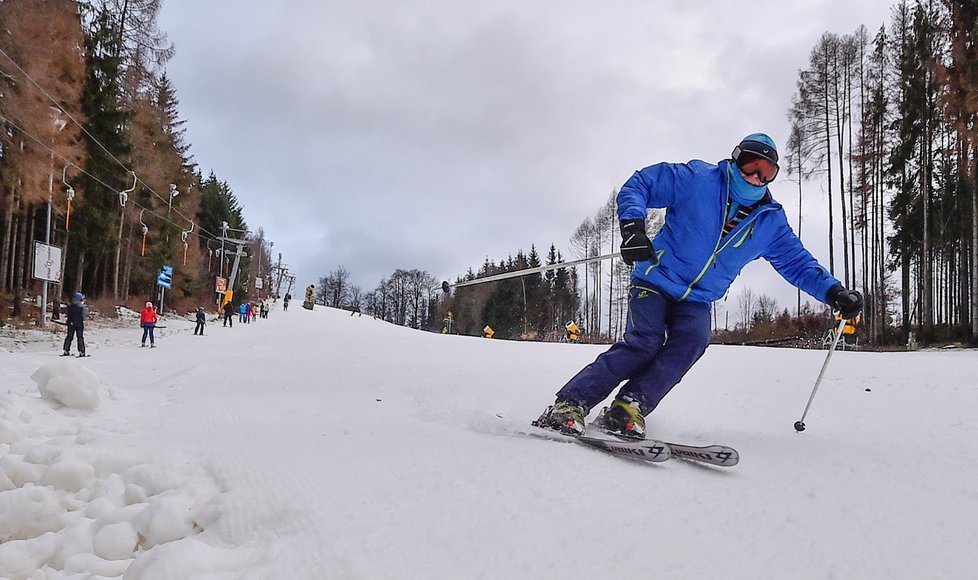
[0,453,44,486]
[0,485,69,542]
[40,457,97,493]
[0,531,60,580]
[0,416,25,444]
[124,536,262,580]
[30,361,102,410]
[135,492,200,548]
[0,469,15,492]
[64,551,132,577]
[94,521,139,560]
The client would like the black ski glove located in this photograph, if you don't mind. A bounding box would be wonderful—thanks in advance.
[826,284,863,319]
[619,219,654,265]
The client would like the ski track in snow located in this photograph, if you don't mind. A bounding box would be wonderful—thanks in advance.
[1,305,977,578]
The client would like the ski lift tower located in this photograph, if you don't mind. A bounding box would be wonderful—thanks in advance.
[219,229,251,299]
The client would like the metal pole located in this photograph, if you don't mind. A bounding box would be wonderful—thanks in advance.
[443,251,619,291]
[41,151,53,326]
[256,243,262,300]
[274,253,284,301]
[219,222,228,278]
[794,316,849,432]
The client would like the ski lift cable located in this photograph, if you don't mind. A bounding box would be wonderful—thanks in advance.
[0,112,227,244]
[5,108,270,260]
[0,47,242,238]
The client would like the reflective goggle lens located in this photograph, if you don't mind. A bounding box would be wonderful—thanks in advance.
[737,154,779,184]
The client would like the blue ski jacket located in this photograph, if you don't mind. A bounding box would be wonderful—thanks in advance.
[617,159,839,304]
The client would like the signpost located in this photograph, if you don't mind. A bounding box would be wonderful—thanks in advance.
[215,276,228,312]
[33,241,63,283]
[157,265,173,314]
[33,241,62,325]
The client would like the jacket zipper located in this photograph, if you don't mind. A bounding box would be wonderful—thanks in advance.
[679,199,776,301]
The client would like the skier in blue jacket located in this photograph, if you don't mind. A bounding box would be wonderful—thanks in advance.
[537,133,863,439]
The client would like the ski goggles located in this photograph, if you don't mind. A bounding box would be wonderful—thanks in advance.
[735,153,780,184]
[732,139,780,184]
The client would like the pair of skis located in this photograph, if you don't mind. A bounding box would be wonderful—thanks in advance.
[524,422,739,468]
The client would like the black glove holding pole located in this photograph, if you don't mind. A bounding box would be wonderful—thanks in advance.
[619,219,654,265]
[826,284,863,319]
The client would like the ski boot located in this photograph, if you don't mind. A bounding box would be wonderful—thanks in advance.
[533,400,587,436]
[61,351,71,357]
[77,353,87,358]
[596,396,646,440]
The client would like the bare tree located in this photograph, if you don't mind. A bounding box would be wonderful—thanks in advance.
[737,287,756,330]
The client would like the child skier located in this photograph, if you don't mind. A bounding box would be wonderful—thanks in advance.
[62,292,87,357]
[194,307,206,335]
[140,301,158,347]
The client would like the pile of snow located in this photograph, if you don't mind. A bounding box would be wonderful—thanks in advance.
[115,307,140,320]
[31,361,101,410]
[0,360,261,579]
[0,326,62,354]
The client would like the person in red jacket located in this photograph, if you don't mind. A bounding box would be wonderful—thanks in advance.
[140,301,158,348]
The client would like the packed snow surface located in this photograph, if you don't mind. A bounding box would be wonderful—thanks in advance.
[1,305,976,578]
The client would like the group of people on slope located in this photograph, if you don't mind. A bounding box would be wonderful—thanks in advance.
[221,300,270,327]
[61,295,160,354]
[59,296,237,355]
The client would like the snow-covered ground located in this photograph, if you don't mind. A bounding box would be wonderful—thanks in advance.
[1,304,976,579]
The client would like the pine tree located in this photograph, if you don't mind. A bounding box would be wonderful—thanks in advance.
[0,0,85,308]
[73,6,132,298]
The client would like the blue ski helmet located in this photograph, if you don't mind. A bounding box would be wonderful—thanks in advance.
[73,292,84,302]
[732,133,779,165]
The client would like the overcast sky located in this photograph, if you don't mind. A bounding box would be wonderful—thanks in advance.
[158,0,894,319]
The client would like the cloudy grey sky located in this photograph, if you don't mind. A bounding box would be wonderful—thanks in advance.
[158,0,894,320]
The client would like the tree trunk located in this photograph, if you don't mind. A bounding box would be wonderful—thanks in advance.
[12,204,28,316]
[122,220,134,300]
[54,231,70,318]
[823,67,836,276]
[26,205,37,290]
[834,51,850,287]
[1,193,14,292]
[75,251,85,295]
[113,205,125,299]
[921,124,933,338]
[972,144,977,339]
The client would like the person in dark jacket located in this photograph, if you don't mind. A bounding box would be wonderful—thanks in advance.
[194,307,206,335]
[223,301,235,327]
[536,133,864,440]
[63,292,87,357]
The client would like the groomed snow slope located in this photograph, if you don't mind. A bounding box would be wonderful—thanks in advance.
[1,304,976,579]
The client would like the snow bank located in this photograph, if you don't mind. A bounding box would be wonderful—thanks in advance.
[0,367,258,579]
[31,361,101,410]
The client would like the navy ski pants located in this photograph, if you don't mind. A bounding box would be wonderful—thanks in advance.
[141,324,155,345]
[555,286,712,416]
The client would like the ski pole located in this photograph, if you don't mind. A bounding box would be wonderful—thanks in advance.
[442,252,619,293]
[794,315,849,432]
